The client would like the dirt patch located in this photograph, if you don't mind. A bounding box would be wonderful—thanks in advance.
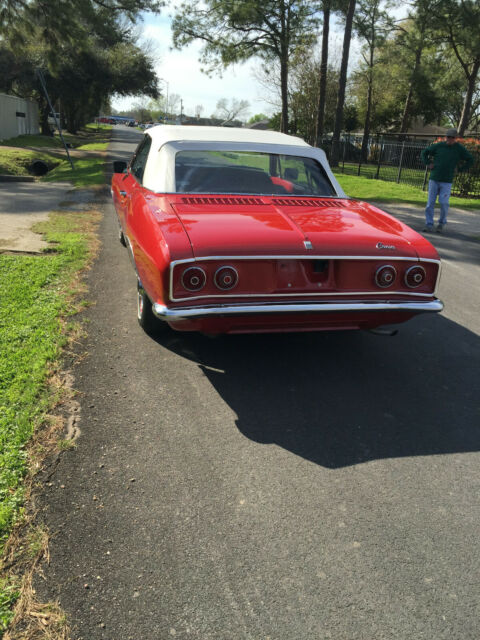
[0,185,102,254]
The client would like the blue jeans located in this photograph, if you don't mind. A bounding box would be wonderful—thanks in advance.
[425,180,452,226]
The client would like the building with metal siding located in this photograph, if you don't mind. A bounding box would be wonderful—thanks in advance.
[0,93,39,140]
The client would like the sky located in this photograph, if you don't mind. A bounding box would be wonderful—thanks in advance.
[113,11,277,120]
[112,6,388,121]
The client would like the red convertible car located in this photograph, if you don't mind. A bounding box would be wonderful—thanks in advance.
[111,126,443,335]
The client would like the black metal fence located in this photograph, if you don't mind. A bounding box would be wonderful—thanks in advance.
[319,134,480,199]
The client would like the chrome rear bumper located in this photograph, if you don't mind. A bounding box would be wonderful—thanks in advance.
[152,299,443,321]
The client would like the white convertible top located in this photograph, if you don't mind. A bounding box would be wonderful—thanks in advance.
[146,125,311,148]
[141,125,346,198]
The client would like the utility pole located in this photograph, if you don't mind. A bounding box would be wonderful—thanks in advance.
[36,69,73,169]
[159,78,169,122]
[180,99,183,124]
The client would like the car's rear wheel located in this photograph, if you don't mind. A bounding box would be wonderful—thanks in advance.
[137,281,167,336]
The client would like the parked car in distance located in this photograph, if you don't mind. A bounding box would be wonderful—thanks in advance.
[48,111,60,123]
[111,126,443,335]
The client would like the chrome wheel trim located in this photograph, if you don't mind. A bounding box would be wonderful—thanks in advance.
[137,288,144,319]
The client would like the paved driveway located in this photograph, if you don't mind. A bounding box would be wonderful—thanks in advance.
[36,126,480,640]
[0,181,73,252]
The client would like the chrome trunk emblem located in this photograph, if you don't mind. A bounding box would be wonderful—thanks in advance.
[376,242,396,250]
[304,240,313,250]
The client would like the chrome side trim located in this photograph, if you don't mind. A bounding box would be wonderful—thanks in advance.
[153,299,444,321]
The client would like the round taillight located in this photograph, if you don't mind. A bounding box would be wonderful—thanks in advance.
[405,265,426,288]
[375,265,397,288]
[214,266,238,290]
[182,266,206,291]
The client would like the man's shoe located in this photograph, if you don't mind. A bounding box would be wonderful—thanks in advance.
[422,225,434,232]
[436,224,444,233]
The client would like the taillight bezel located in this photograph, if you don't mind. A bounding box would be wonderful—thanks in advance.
[404,265,426,288]
[375,264,397,288]
[214,266,239,291]
[181,266,207,292]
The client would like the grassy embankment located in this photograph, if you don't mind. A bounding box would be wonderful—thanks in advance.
[0,209,102,634]
[0,124,111,186]
[0,125,109,633]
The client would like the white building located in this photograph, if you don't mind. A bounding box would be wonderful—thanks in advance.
[0,93,39,140]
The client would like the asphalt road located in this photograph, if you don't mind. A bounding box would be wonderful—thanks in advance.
[38,126,480,640]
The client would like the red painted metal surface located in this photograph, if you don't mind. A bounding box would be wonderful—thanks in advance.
[111,173,442,334]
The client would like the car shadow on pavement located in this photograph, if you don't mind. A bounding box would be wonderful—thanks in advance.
[157,314,480,468]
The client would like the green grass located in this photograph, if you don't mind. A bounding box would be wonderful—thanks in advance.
[0,134,64,149]
[59,130,110,148]
[85,123,112,131]
[0,209,98,630]
[75,141,109,151]
[333,171,480,211]
[341,161,426,183]
[1,123,111,151]
[0,124,111,182]
[0,147,63,176]
[0,147,105,183]
[0,577,20,630]
[42,156,106,186]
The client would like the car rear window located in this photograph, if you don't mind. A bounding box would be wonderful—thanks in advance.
[175,150,336,196]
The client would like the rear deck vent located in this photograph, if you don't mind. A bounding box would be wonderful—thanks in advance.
[181,196,265,206]
[272,198,347,208]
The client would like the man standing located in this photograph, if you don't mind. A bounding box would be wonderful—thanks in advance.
[421,129,473,233]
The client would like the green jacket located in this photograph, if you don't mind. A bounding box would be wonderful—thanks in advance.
[421,141,473,183]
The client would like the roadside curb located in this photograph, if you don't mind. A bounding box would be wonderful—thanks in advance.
[0,174,36,182]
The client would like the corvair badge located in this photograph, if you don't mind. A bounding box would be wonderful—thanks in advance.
[376,242,396,250]
[304,240,313,250]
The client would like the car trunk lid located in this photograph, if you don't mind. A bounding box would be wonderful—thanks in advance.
[169,196,419,258]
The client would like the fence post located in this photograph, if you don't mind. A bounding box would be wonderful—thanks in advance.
[375,139,383,179]
[342,136,346,173]
[357,139,362,176]
[422,166,429,191]
[396,141,405,183]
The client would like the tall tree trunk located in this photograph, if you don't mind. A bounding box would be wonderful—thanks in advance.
[280,54,289,133]
[330,0,356,166]
[399,46,423,135]
[65,105,78,134]
[361,70,373,161]
[458,58,480,136]
[38,99,52,136]
[279,1,289,134]
[315,1,330,146]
